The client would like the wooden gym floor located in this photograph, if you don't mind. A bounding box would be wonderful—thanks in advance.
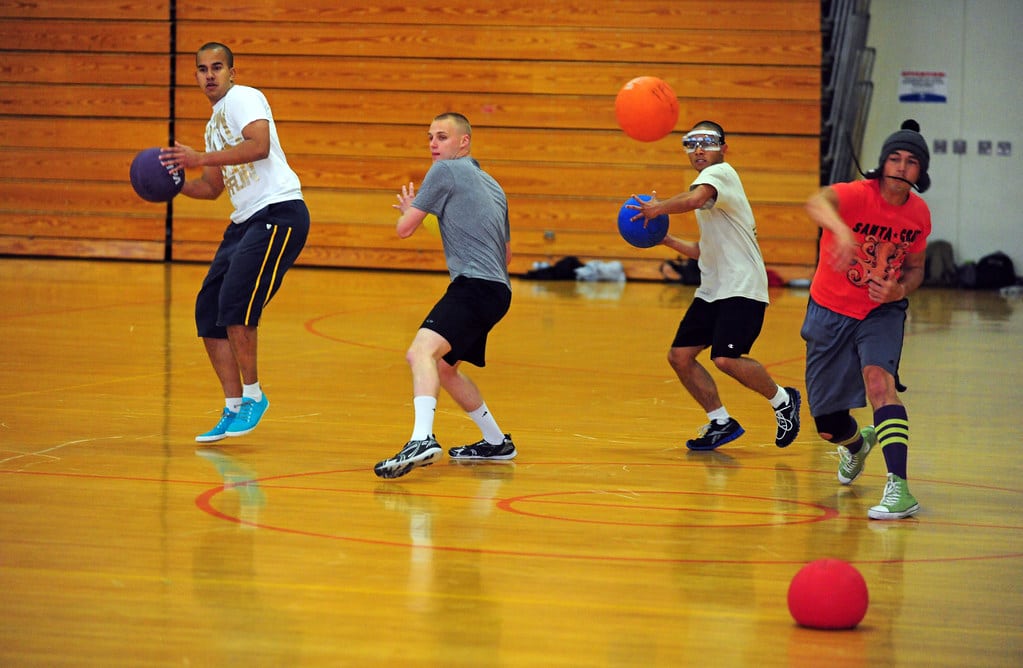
[1,257,1021,667]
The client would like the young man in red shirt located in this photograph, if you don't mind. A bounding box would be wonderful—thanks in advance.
[802,120,932,520]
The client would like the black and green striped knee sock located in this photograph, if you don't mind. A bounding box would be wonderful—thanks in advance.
[874,404,909,479]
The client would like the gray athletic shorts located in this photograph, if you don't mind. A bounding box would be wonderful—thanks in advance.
[800,297,907,417]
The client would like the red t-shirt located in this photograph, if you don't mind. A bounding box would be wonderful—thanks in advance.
[810,179,932,319]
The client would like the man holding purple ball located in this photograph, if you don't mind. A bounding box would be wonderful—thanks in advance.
[160,42,309,443]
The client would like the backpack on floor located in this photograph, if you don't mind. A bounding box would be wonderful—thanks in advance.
[660,256,701,285]
[974,251,1017,289]
[924,240,957,287]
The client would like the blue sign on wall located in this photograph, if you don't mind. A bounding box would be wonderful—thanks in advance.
[899,71,948,103]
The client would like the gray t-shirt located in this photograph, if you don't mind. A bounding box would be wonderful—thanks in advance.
[413,157,511,288]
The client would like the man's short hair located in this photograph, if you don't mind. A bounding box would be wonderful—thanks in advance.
[197,42,234,67]
[434,112,472,137]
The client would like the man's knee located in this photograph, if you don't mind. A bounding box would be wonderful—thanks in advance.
[668,346,700,370]
[711,355,741,374]
[406,330,449,367]
[814,411,857,442]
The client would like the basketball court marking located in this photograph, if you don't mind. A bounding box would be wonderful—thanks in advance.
[190,461,1023,566]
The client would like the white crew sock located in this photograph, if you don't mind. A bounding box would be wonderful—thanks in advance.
[769,386,789,409]
[707,407,731,424]
[242,382,263,402]
[468,402,505,444]
[410,396,437,441]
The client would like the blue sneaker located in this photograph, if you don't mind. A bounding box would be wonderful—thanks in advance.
[195,408,238,443]
[686,418,745,451]
[774,387,801,447]
[225,394,269,437]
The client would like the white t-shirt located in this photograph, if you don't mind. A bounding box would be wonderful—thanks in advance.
[690,162,769,304]
[204,85,303,223]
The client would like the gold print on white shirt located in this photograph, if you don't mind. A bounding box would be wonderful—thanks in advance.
[206,108,259,199]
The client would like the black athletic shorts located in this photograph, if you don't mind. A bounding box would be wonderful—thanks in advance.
[195,200,310,338]
[422,276,511,367]
[672,296,766,359]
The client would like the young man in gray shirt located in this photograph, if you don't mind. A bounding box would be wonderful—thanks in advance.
[374,112,516,479]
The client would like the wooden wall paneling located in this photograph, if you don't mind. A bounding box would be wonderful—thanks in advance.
[0,236,164,259]
[169,119,819,170]
[172,88,819,134]
[0,183,166,241]
[0,19,171,52]
[171,57,821,99]
[0,119,171,151]
[0,84,170,118]
[172,0,820,31]
[0,0,170,20]
[0,148,170,184]
[171,193,809,240]
[0,1,820,277]
[167,153,814,204]
[171,1,820,279]
[0,211,164,243]
[0,9,171,260]
[0,53,168,86]
[173,23,818,66]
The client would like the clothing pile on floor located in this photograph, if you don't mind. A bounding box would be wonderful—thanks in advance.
[525,256,626,282]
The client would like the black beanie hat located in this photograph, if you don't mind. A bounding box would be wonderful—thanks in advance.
[873,119,930,193]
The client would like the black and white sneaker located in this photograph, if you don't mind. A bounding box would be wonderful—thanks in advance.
[686,419,744,451]
[774,387,802,448]
[374,436,443,479]
[448,434,517,461]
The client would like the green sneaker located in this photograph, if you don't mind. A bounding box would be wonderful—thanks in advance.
[868,473,920,520]
[837,425,876,485]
